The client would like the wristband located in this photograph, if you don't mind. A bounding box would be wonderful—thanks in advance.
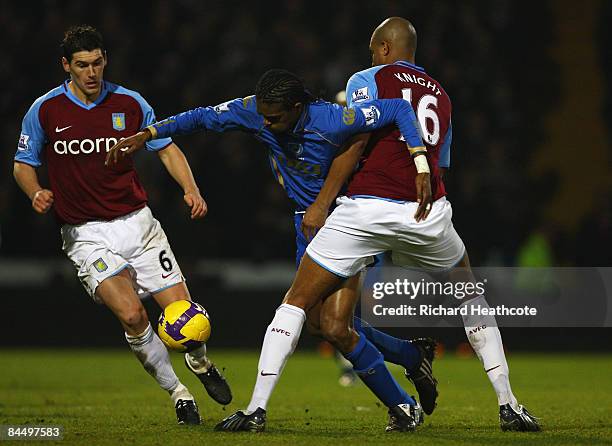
[408,145,427,157]
[413,154,430,174]
[145,125,157,139]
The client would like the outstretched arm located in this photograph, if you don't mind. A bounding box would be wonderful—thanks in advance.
[301,134,370,240]
[106,97,262,166]
[13,162,54,214]
[157,143,207,220]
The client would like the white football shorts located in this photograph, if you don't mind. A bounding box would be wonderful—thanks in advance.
[306,196,465,277]
[61,206,184,302]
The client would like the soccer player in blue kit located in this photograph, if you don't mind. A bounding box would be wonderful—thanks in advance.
[107,69,437,431]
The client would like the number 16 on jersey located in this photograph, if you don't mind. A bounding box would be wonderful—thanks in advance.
[401,88,440,145]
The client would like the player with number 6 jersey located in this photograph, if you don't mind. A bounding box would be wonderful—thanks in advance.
[12,25,231,425]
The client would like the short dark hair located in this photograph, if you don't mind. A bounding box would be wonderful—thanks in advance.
[61,25,105,61]
[255,69,315,108]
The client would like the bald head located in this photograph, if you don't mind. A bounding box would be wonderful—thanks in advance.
[369,17,417,66]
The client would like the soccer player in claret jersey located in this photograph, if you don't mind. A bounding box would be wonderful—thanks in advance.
[13,25,231,425]
[341,17,540,432]
[106,69,437,432]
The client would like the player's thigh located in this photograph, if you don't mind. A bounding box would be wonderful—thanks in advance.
[95,269,148,333]
[306,277,360,336]
[307,273,361,336]
[152,281,191,309]
[297,212,325,335]
[284,254,345,312]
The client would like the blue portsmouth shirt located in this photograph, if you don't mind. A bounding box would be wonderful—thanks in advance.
[148,96,425,264]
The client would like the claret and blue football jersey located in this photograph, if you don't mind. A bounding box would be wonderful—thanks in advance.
[346,60,452,202]
[15,81,172,225]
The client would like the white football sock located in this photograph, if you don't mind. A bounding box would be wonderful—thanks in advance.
[169,383,194,405]
[246,303,306,414]
[460,295,518,409]
[186,343,212,372]
[125,323,190,400]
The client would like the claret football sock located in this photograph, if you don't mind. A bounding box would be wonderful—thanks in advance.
[125,322,183,393]
[186,343,212,371]
[344,334,416,408]
[460,295,518,409]
[354,316,421,370]
[246,303,306,414]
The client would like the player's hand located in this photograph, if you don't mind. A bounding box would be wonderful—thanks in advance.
[301,202,328,241]
[414,172,433,222]
[184,189,207,219]
[31,189,54,214]
[105,129,151,166]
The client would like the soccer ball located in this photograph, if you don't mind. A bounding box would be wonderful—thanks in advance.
[158,300,211,352]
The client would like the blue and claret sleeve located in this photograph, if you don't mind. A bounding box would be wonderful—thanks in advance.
[14,99,47,167]
[345,67,380,107]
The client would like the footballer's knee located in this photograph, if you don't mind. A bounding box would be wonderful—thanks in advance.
[305,317,323,337]
[320,317,355,353]
[304,302,323,337]
[118,303,149,334]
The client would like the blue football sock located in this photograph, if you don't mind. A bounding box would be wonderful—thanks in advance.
[354,316,421,371]
[344,334,415,408]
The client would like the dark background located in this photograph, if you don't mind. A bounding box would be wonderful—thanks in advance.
[1,0,610,350]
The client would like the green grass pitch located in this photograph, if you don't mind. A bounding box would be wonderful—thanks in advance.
[1,349,610,445]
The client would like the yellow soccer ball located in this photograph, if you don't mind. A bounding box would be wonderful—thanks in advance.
[158,300,211,352]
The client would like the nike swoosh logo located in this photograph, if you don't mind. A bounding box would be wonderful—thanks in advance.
[260,371,277,376]
[161,272,176,279]
[55,125,72,133]
[485,365,501,373]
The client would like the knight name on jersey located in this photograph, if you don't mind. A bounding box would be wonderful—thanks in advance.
[53,137,124,155]
[393,72,442,96]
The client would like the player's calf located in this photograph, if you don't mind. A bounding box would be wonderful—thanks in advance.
[125,323,201,424]
[343,333,420,424]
